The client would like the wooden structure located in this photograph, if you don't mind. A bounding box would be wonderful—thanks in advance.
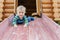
[0,0,4,21]
[0,0,60,21]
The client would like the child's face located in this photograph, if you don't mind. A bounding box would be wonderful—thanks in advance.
[18,10,25,18]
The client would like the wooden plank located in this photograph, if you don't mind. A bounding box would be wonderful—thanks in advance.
[58,11,60,13]
[3,11,14,13]
[3,14,13,18]
[43,4,52,7]
[54,18,60,21]
[58,7,60,8]
[42,0,51,2]
[5,9,14,11]
[5,4,14,7]
[3,6,14,9]
[4,9,14,13]
[0,0,4,2]
[43,6,53,9]
[5,0,14,2]
[3,2,14,4]
[42,2,53,4]
[43,9,52,11]
[0,13,3,21]
[52,0,59,18]
[44,13,54,18]
[0,3,4,9]
[43,9,54,13]
[0,9,3,12]
[36,0,41,15]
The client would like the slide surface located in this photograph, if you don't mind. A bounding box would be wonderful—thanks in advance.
[0,14,60,40]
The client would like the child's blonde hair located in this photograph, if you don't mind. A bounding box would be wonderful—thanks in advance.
[17,5,26,15]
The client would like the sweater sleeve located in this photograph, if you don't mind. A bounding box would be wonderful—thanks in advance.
[12,15,18,25]
[24,16,28,25]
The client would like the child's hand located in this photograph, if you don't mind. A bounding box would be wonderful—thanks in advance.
[24,24,27,27]
[14,24,17,27]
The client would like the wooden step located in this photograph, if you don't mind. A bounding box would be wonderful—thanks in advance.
[42,2,53,4]
[43,14,54,19]
[3,11,14,13]
[58,6,60,9]
[43,11,54,13]
[58,11,60,13]
[57,2,60,4]
[5,9,14,11]
[3,2,14,4]
[0,9,3,12]
[3,14,13,18]
[54,18,60,21]
[3,6,14,9]
[0,0,4,2]
[43,6,53,9]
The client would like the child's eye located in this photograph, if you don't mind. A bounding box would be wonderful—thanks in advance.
[19,12,23,13]
[22,12,23,13]
[19,12,21,13]
[22,12,24,13]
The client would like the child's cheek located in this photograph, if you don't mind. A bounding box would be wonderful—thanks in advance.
[23,13,25,15]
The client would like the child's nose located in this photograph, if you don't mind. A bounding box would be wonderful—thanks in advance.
[20,13,22,14]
